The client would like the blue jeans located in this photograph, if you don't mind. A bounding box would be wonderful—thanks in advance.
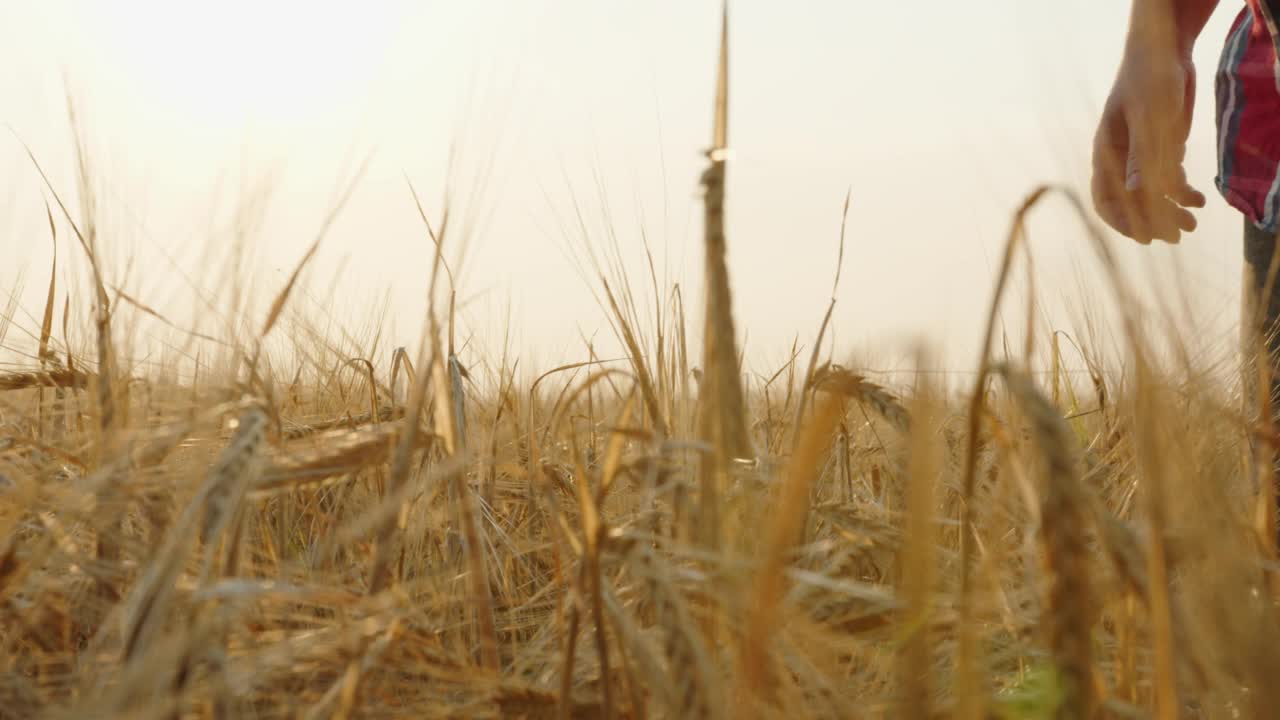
[1245,220,1280,392]
[1244,220,1280,494]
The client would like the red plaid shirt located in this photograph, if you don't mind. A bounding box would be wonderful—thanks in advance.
[1217,0,1280,232]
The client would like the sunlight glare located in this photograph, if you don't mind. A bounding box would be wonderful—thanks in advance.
[90,1,401,128]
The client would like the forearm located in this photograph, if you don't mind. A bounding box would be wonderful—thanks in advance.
[1128,0,1219,57]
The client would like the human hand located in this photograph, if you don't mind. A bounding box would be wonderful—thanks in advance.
[1091,49,1206,244]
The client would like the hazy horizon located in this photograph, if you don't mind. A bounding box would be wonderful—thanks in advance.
[0,0,1248,380]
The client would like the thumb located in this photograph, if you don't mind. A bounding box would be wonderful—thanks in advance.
[1125,144,1142,192]
[1125,116,1145,192]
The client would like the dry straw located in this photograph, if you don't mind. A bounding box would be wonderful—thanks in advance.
[5,7,1280,720]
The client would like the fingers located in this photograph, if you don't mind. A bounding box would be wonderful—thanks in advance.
[1095,174,1199,245]
[1169,180,1207,209]
[1121,189,1194,243]
[1092,117,1203,245]
[1130,197,1196,244]
[1163,200,1198,238]
[1092,105,1138,236]
[1167,163,1207,208]
[1135,159,1203,243]
[1135,158,1204,212]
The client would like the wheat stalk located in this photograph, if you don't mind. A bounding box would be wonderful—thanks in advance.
[811,364,911,433]
[696,1,753,556]
[120,405,268,664]
[995,364,1093,719]
[0,369,93,392]
[896,374,941,719]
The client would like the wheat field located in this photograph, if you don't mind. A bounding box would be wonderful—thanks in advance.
[3,9,1280,720]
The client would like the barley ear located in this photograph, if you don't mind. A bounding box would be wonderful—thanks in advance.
[996,364,1094,719]
[697,0,753,555]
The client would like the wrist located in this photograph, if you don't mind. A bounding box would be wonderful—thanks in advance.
[1126,0,1212,61]
[1172,16,1204,60]
[1172,0,1218,56]
[1122,23,1194,67]
[1174,28,1198,60]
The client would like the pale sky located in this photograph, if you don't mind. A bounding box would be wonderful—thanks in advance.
[0,1,1250,378]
